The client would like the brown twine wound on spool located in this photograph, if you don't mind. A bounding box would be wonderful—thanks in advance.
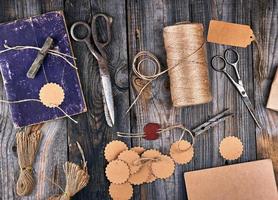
[163,23,212,107]
[16,123,43,196]
[48,142,90,200]
[126,23,212,112]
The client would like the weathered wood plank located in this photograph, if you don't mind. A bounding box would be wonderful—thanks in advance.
[252,0,278,184]
[127,0,257,199]
[0,1,68,200]
[127,1,196,200]
[0,0,276,200]
[65,0,129,199]
[205,0,257,166]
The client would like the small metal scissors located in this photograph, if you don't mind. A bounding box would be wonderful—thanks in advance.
[211,48,262,129]
[70,13,115,127]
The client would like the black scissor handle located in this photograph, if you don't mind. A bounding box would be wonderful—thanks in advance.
[211,55,227,72]
[224,48,239,66]
[91,13,113,49]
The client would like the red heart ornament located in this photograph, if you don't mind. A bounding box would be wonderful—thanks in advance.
[143,123,161,140]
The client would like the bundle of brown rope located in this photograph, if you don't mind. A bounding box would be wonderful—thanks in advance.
[48,143,90,200]
[16,124,43,196]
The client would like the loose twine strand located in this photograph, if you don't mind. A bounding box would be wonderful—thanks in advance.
[0,99,78,124]
[0,44,77,69]
[0,44,78,124]
[16,124,43,196]
[127,23,212,113]
[117,124,194,151]
[126,42,206,113]
[48,142,90,200]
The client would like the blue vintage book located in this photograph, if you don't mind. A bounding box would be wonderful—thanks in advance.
[0,11,87,127]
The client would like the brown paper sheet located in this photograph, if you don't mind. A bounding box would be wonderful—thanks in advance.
[267,67,278,111]
[184,159,278,200]
[207,20,255,47]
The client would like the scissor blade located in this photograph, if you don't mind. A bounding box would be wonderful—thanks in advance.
[241,96,263,129]
[101,75,115,127]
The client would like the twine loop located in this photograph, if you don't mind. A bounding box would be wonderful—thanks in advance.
[16,167,35,196]
[127,51,169,113]
[16,124,42,196]
[132,51,162,81]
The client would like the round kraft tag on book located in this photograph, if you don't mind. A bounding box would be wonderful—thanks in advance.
[39,83,65,108]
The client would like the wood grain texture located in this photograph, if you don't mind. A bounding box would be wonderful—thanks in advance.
[64,0,130,199]
[0,0,277,200]
[0,1,67,200]
[251,0,278,183]
[127,0,257,199]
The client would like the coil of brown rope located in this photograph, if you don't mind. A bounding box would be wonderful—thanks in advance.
[48,142,89,200]
[16,123,43,196]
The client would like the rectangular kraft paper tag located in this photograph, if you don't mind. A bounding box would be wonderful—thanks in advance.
[207,20,255,47]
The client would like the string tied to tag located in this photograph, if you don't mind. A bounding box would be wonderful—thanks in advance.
[0,98,78,124]
[16,124,43,196]
[132,157,161,166]
[48,142,90,200]
[117,123,194,151]
[0,43,79,124]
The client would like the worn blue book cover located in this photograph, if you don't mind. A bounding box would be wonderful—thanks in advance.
[0,11,87,127]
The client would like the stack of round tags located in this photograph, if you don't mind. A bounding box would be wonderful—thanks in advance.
[104,140,175,200]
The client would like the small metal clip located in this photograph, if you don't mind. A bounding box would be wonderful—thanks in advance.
[27,37,53,79]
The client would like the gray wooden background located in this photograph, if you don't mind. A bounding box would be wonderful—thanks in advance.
[0,0,277,200]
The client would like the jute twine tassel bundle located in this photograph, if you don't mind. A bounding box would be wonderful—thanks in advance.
[16,124,43,196]
[48,143,89,200]
[163,23,212,107]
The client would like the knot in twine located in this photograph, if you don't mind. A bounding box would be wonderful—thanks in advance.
[0,44,78,124]
[48,143,89,200]
[127,51,167,113]
[16,124,43,196]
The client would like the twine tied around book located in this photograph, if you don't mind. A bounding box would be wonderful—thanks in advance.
[0,44,77,69]
[0,44,78,124]
[48,142,90,200]
[16,124,43,196]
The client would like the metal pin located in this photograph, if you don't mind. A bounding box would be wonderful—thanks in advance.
[27,37,53,79]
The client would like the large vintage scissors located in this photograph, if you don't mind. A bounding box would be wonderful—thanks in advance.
[70,14,114,127]
[211,48,262,129]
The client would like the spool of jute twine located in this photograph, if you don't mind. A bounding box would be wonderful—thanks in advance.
[16,124,43,196]
[163,23,212,107]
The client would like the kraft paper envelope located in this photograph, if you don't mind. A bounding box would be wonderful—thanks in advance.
[184,159,278,200]
[267,67,278,111]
